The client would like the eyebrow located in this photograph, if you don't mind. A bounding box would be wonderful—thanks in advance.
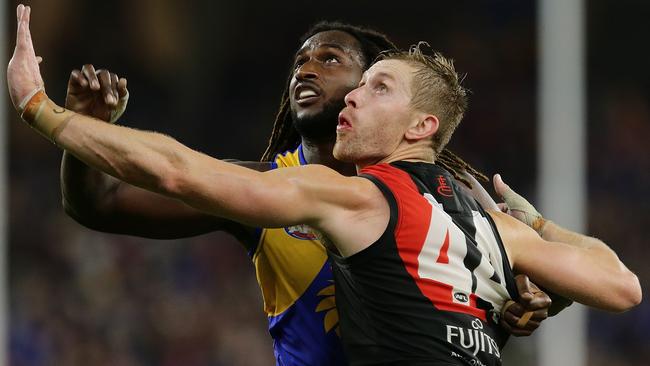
[295,43,351,57]
[373,71,396,82]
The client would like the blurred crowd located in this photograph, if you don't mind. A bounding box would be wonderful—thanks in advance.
[7,0,648,365]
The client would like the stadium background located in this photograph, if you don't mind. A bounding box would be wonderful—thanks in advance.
[6,0,648,365]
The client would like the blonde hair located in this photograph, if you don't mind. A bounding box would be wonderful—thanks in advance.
[380,43,468,157]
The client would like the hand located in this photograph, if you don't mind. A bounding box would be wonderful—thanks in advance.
[7,4,44,112]
[500,274,551,336]
[66,65,129,123]
[493,174,546,234]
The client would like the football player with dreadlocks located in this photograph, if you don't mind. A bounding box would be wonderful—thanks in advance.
[59,20,553,366]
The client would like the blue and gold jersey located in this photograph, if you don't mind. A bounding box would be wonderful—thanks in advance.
[249,145,346,366]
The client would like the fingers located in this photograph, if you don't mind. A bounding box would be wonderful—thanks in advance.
[500,314,542,337]
[8,4,44,107]
[82,64,100,90]
[68,65,125,107]
[117,77,128,99]
[493,173,509,199]
[111,73,119,94]
[98,70,116,105]
[514,275,553,311]
[19,5,35,54]
[15,5,26,49]
[500,319,532,337]
[502,300,548,337]
[69,69,88,88]
[497,203,509,213]
[505,301,549,320]
[515,274,534,302]
[527,291,553,310]
[14,5,40,73]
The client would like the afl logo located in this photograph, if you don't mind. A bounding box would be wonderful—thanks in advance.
[454,292,469,303]
[285,225,318,240]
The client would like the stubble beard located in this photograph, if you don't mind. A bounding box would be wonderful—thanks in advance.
[291,98,345,143]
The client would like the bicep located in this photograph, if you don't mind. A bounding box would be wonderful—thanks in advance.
[179,163,368,229]
[490,210,626,310]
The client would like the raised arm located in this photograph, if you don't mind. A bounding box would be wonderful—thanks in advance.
[62,152,266,242]
[59,63,268,243]
[7,4,383,254]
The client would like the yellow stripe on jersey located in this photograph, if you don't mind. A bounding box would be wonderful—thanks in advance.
[252,147,329,316]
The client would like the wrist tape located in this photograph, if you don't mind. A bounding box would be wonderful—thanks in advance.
[501,187,547,236]
[21,89,75,143]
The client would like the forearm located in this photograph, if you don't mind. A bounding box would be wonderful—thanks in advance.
[57,115,188,197]
[61,149,261,242]
[539,221,598,249]
[23,93,190,198]
[540,222,631,278]
[60,150,121,219]
[541,221,640,303]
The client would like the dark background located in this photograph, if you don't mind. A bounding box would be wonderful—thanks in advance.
[6,0,649,365]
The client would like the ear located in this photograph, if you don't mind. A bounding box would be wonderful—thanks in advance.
[405,114,439,141]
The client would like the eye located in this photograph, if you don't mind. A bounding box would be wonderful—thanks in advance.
[324,56,341,64]
[293,57,307,70]
[375,83,388,93]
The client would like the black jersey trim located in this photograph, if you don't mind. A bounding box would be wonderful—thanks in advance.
[328,174,399,267]
[480,207,519,301]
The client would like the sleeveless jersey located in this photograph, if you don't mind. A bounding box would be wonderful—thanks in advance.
[330,161,518,366]
[249,145,347,366]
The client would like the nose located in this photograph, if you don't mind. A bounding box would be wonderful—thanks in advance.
[344,87,359,108]
[295,59,319,80]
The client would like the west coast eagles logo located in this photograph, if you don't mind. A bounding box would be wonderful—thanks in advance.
[315,281,340,336]
[284,224,318,240]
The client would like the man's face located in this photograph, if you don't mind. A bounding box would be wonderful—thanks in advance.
[334,59,417,166]
[289,31,365,141]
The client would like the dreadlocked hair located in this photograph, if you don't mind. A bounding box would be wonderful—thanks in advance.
[260,21,397,162]
[260,26,487,190]
[437,149,488,187]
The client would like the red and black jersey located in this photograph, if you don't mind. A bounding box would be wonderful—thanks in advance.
[330,161,518,366]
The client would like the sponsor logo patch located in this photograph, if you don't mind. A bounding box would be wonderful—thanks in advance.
[446,318,501,358]
[454,292,469,303]
[285,225,318,240]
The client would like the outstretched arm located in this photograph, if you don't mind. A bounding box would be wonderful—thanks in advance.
[489,209,641,312]
[7,5,383,255]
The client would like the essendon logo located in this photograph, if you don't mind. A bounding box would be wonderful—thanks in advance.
[437,176,454,197]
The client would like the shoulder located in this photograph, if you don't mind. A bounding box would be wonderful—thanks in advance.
[280,165,380,202]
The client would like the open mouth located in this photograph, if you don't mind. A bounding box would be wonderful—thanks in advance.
[337,113,352,131]
[294,83,322,105]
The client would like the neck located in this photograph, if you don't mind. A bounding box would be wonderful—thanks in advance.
[301,137,357,176]
[354,142,435,173]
